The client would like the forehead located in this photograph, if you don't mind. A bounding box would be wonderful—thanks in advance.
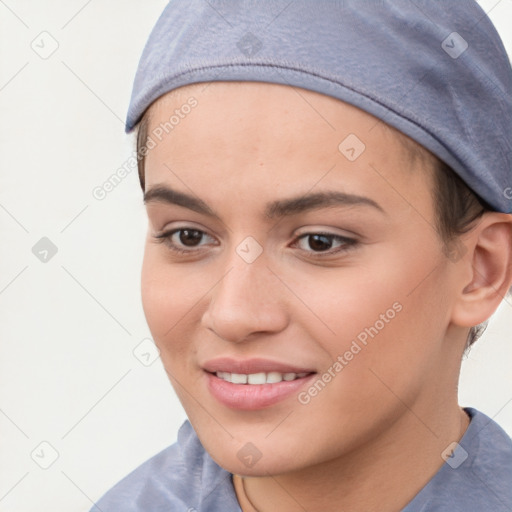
[142,81,436,219]
[145,81,426,163]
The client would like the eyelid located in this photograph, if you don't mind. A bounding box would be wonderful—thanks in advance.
[291,231,358,256]
[294,224,360,238]
[146,206,229,239]
[156,227,215,241]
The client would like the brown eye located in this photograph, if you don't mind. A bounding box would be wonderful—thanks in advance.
[177,229,203,247]
[306,234,334,251]
[294,232,357,256]
[154,227,216,254]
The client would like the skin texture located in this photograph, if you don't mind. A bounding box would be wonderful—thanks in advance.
[140,81,512,511]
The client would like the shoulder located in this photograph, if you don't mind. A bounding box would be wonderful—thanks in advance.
[403,407,512,512]
[90,420,241,512]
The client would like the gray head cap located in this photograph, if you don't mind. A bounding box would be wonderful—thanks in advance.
[126,0,512,213]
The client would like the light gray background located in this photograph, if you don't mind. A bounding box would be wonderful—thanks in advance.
[0,1,511,511]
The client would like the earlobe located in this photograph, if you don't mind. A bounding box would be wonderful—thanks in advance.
[451,213,512,328]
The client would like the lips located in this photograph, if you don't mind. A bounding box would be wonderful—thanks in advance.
[202,357,315,375]
[202,357,316,410]
[216,371,309,384]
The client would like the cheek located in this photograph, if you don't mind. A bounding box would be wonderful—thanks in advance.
[140,246,204,354]
[293,245,448,395]
[280,256,409,355]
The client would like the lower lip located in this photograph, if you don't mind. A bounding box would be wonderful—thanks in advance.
[205,372,316,410]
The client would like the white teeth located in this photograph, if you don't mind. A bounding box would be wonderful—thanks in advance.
[215,371,310,384]
[247,372,267,384]
[231,373,248,384]
[266,371,283,383]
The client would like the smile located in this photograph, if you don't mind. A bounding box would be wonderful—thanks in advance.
[215,371,310,384]
[205,371,315,410]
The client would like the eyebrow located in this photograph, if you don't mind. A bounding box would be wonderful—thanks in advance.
[143,185,385,220]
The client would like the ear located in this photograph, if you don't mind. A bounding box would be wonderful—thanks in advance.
[451,212,512,328]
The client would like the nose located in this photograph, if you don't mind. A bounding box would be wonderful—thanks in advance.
[201,249,289,343]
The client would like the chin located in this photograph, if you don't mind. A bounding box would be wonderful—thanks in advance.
[193,424,320,478]
[209,447,304,477]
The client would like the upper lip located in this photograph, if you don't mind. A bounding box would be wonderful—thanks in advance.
[202,357,316,375]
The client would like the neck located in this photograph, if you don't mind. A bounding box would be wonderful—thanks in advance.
[240,402,470,512]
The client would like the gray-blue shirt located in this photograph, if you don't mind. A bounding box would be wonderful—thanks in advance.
[91,408,512,511]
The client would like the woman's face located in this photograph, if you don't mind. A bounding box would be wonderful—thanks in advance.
[141,81,462,476]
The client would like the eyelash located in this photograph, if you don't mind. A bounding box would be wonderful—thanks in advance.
[153,227,358,258]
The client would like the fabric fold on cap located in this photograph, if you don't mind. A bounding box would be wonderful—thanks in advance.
[126,0,512,213]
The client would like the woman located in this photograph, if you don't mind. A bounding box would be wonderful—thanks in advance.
[92,1,512,510]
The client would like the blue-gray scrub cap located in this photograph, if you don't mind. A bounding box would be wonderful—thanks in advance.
[126,0,512,213]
